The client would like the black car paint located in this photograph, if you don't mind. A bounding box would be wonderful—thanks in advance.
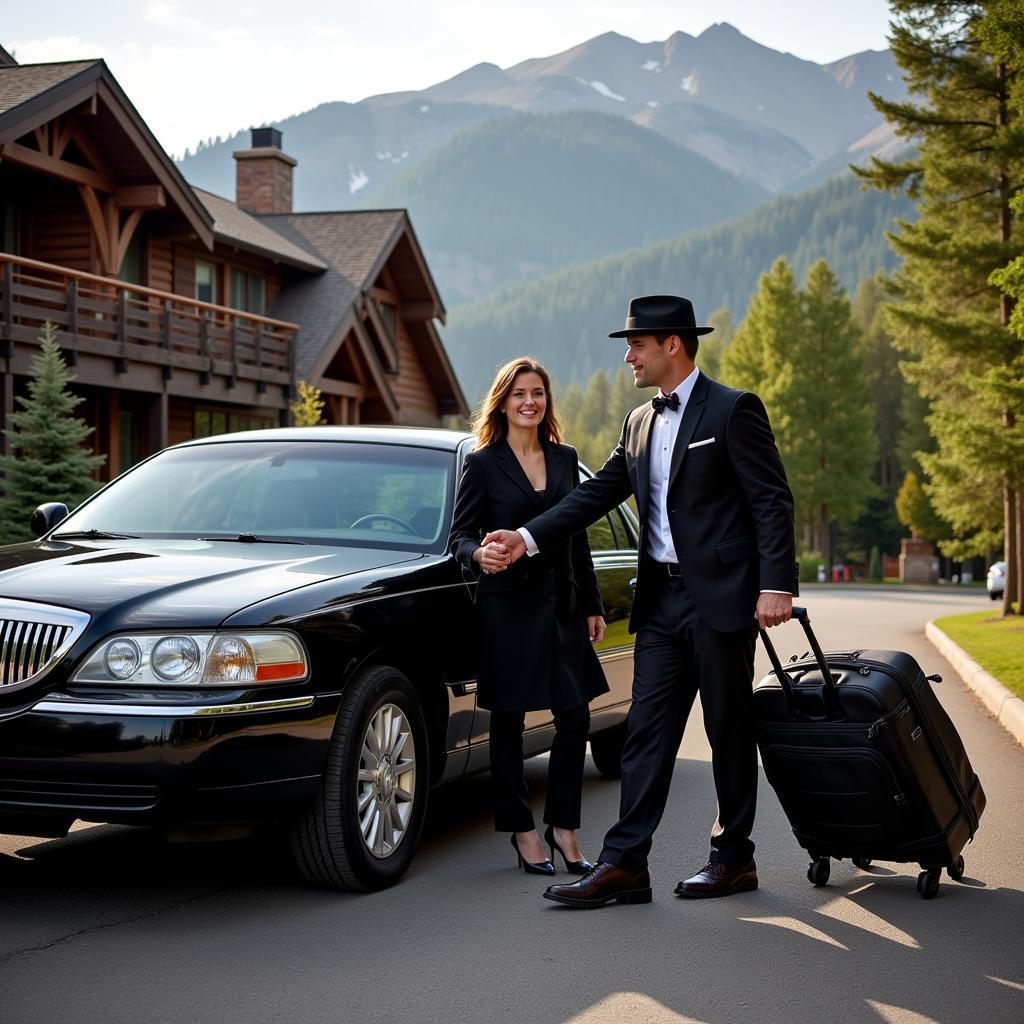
[0,427,636,836]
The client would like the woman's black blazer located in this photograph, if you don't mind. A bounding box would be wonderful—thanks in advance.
[449,439,607,712]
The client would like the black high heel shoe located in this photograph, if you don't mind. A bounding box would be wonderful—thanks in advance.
[511,833,555,876]
[544,824,594,875]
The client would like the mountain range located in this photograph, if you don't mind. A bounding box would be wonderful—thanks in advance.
[444,172,913,400]
[178,23,908,204]
[175,24,911,395]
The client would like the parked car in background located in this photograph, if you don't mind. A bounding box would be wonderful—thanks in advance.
[0,427,638,890]
[987,560,1006,601]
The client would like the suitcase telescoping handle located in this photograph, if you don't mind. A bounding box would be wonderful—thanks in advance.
[758,606,843,721]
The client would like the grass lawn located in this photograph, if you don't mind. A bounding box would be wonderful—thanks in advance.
[934,610,1024,700]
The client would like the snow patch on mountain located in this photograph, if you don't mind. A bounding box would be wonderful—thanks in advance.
[680,75,694,93]
[642,60,660,71]
[581,79,627,102]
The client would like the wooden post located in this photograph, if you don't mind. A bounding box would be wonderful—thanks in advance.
[1,261,12,358]
[228,319,237,388]
[106,390,121,480]
[255,322,266,393]
[148,391,169,453]
[115,288,128,373]
[199,314,211,385]
[0,368,13,458]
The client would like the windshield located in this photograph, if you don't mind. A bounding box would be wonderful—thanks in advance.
[59,441,454,552]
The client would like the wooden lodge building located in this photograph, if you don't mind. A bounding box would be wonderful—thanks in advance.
[0,45,468,481]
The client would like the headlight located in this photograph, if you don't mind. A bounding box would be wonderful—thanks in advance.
[71,631,308,687]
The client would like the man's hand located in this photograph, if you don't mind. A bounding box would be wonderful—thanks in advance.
[480,529,526,565]
[473,541,514,573]
[756,592,792,629]
[587,615,606,644]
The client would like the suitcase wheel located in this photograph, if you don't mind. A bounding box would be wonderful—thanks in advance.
[807,858,831,887]
[852,856,873,870]
[947,855,965,882]
[917,868,941,899]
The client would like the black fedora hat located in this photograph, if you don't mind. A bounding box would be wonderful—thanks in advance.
[608,295,714,338]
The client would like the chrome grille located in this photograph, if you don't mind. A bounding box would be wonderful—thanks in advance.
[0,599,90,692]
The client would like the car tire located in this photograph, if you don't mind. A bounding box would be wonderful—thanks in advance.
[289,665,429,891]
[589,722,627,779]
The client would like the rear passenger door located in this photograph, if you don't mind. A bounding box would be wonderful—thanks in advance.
[581,470,638,710]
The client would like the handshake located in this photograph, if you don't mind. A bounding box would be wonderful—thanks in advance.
[473,529,527,574]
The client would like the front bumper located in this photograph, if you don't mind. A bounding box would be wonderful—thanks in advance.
[0,691,340,834]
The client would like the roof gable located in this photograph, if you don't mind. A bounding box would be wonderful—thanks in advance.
[0,59,213,248]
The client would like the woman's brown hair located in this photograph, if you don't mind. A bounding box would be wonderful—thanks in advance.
[472,356,562,449]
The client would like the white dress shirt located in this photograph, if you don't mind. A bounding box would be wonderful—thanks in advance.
[646,368,700,563]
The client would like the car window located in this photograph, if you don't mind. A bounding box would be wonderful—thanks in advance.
[586,515,618,552]
[59,441,454,552]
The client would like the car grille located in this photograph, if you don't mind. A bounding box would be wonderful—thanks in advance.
[0,599,90,693]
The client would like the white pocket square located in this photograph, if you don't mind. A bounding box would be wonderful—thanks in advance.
[688,437,716,450]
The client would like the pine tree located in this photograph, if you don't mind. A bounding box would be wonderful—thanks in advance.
[782,261,878,553]
[896,470,949,542]
[697,307,734,379]
[290,380,326,426]
[854,1,1024,613]
[721,258,801,397]
[0,323,106,544]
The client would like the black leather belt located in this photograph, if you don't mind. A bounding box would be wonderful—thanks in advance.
[651,561,683,578]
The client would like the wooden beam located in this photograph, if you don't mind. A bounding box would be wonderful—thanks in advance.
[78,185,114,275]
[0,141,116,192]
[52,119,73,160]
[114,185,166,210]
[65,119,116,179]
[113,208,145,273]
[400,301,440,322]
[315,377,366,399]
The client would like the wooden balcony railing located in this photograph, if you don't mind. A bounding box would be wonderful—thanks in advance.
[0,253,298,389]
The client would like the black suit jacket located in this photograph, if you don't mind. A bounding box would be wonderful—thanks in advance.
[525,373,797,634]
[449,439,606,711]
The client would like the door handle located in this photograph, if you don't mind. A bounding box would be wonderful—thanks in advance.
[628,577,637,588]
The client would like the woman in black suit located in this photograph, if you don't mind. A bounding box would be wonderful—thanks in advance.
[450,356,608,874]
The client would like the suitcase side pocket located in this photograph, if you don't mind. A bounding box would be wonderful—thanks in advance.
[761,744,916,845]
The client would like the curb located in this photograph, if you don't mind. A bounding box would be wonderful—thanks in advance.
[926,620,1024,748]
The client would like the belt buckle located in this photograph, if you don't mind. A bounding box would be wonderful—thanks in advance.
[665,562,682,577]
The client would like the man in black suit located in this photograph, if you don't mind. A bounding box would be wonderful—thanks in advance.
[483,295,797,907]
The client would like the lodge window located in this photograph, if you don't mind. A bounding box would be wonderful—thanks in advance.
[194,410,276,438]
[379,300,397,339]
[2,200,22,254]
[195,260,218,304]
[118,232,144,286]
[230,269,266,315]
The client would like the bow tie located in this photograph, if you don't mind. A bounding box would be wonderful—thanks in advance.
[652,392,680,415]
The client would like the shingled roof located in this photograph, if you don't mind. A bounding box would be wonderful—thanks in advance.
[258,210,412,379]
[193,188,326,272]
[0,60,100,116]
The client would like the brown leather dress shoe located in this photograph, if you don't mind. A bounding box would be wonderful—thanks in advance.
[674,860,758,898]
[543,861,652,908]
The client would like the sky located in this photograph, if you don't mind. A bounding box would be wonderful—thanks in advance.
[5,1,894,158]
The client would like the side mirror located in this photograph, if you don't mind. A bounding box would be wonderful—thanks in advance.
[31,502,69,537]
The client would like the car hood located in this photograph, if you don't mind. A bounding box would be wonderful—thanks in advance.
[0,538,422,629]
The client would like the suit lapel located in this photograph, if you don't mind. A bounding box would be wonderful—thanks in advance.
[495,438,546,509]
[632,405,657,518]
[668,371,709,491]
[542,442,566,508]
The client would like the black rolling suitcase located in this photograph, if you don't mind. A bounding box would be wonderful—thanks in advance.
[753,607,985,899]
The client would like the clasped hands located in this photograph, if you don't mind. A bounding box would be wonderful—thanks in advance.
[474,530,606,643]
[474,529,526,573]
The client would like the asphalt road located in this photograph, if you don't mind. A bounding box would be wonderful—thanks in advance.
[2,587,1022,1024]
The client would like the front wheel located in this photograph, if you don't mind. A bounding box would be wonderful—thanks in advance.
[589,722,627,778]
[289,665,429,891]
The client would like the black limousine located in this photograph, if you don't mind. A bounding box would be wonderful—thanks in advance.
[0,427,638,890]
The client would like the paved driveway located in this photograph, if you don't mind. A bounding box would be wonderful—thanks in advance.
[1,587,1022,1024]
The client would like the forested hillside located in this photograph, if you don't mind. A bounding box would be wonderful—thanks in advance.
[364,111,767,304]
[445,173,913,400]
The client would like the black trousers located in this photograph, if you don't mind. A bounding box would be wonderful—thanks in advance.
[489,705,591,833]
[600,576,758,870]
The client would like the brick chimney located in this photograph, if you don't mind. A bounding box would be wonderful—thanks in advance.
[234,127,297,214]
